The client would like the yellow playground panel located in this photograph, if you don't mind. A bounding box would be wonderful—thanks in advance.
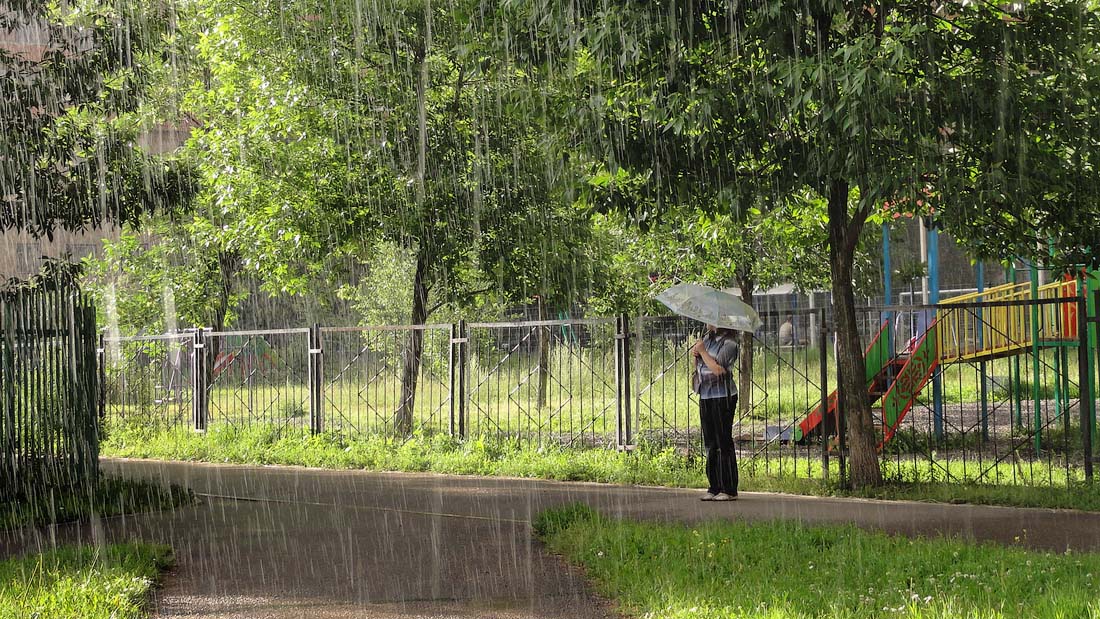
[936,278,1084,363]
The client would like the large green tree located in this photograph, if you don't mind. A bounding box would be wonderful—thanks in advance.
[751,2,1100,486]
[182,0,606,434]
[506,0,1099,487]
[930,3,1100,267]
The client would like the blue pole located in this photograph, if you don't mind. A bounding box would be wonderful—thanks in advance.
[929,222,943,440]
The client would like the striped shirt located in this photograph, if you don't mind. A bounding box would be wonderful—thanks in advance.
[694,332,739,400]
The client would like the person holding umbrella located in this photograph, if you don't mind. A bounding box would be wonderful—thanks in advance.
[656,283,760,502]
[691,325,740,501]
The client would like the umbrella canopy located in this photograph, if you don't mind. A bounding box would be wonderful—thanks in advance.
[656,283,763,333]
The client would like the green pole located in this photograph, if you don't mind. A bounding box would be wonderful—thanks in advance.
[1014,355,1023,429]
[1030,262,1042,455]
[978,262,989,442]
[1006,262,1023,428]
[1088,270,1098,448]
[1061,344,1071,436]
[1054,333,1065,422]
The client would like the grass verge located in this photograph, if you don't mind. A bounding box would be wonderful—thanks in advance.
[1,477,194,532]
[0,543,173,619]
[534,504,1100,619]
[101,423,1100,511]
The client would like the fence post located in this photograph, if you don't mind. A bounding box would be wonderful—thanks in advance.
[449,322,457,436]
[1093,288,1100,460]
[83,306,99,453]
[830,315,847,487]
[818,308,830,482]
[449,320,467,439]
[97,332,106,424]
[308,324,324,435]
[1080,294,1094,482]
[79,304,100,487]
[192,328,207,431]
[623,315,633,449]
[614,316,622,447]
[614,314,633,450]
[0,300,12,498]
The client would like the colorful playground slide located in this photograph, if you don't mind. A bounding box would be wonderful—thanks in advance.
[879,321,940,443]
[792,321,891,443]
[792,274,1094,447]
[792,319,940,446]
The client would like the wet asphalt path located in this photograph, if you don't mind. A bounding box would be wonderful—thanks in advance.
[3,459,1100,618]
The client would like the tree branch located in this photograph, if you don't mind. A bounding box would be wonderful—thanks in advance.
[426,284,496,316]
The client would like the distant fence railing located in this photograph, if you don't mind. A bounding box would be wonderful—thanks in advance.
[1,286,99,500]
[101,297,1098,488]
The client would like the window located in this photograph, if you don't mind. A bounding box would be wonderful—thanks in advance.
[16,243,41,273]
[66,242,97,260]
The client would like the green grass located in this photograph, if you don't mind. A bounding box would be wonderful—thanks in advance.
[104,422,704,487]
[534,504,1100,619]
[101,423,1100,511]
[0,543,173,619]
[1,477,194,532]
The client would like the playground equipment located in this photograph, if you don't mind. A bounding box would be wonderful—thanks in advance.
[793,273,1098,447]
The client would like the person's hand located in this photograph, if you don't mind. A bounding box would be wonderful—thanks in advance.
[690,339,705,357]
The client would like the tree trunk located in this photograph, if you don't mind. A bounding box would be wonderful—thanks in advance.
[204,251,238,391]
[399,1,431,438]
[397,248,429,436]
[826,179,882,488]
[737,275,755,419]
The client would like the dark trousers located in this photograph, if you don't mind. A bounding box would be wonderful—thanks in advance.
[700,395,738,495]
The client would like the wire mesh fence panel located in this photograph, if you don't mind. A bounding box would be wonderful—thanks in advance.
[739,309,833,480]
[862,299,1087,488]
[465,319,618,446]
[102,334,194,432]
[633,316,701,449]
[321,325,451,437]
[89,297,1096,489]
[204,329,310,431]
[635,311,832,480]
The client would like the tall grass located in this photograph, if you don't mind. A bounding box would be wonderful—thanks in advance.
[1,477,194,532]
[0,544,173,619]
[534,505,1100,619]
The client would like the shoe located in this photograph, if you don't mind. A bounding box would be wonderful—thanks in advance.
[700,492,716,501]
[712,493,736,501]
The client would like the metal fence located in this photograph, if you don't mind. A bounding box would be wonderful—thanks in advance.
[101,296,1098,487]
[1,286,99,500]
[323,324,452,436]
[860,298,1096,488]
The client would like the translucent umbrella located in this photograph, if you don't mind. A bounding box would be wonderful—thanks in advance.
[656,283,763,333]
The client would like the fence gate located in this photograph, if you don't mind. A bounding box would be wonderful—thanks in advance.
[101,333,194,432]
[321,324,452,437]
[463,318,619,447]
[201,328,310,431]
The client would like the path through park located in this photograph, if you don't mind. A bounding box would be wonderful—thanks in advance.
[4,459,1100,618]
